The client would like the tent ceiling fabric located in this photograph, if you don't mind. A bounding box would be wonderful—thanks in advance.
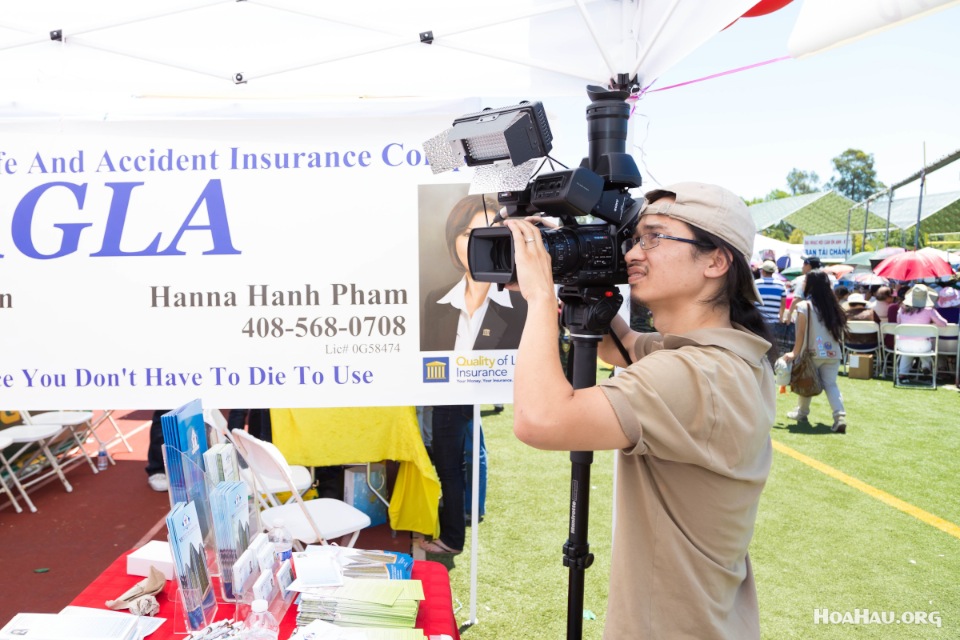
[0,0,758,118]
[787,0,960,57]
[2,0,950,119]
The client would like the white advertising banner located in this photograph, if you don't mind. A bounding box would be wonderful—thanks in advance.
[803,233,851,261]
[0,116,535,408]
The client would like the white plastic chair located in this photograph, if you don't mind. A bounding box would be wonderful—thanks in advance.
[893,324,940,389]
[936,324,959,382]
[202,409,313,509]
[20,410,105,471]
[91,410,134,452]
[231,429,371,548]
[843,320,881,376]
[0,434,25,513]
[202,408,232,448]
[878,322,897,379]
[2,423,76,497]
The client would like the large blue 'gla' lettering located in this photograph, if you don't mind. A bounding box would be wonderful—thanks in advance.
[6,179,239,259]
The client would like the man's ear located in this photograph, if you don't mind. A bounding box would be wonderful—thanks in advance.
[703,247,732,280]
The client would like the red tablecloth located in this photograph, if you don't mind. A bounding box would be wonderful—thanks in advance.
[70,550,460,639]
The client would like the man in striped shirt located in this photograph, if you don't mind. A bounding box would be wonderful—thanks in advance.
[755,260,788,354]
[755,260,787,324]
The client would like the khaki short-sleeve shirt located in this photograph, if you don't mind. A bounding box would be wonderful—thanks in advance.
[598,326,775,640]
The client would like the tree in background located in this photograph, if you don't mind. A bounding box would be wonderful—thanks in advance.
[762,226,788,241]
[827,149,885,202]
[745,188,790,205]
[786,168,821,195]
[887,228,906,248]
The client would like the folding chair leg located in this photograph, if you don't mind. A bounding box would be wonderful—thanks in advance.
[2,454,36,512]
[0,471,23,513]
[74,419,118,466]
[64,425,101,474]
[93,410,134,453]
[344,530,361,548]
[39,443,73,493]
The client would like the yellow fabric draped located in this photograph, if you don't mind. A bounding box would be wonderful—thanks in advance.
[270,407,440,537]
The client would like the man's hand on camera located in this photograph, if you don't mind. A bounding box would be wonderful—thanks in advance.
[494,207,561,229]
[503,219,555,305]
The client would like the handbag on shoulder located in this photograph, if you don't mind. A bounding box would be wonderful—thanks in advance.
[790,301,823,397]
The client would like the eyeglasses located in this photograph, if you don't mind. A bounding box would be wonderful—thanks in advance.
[621,232,705,254]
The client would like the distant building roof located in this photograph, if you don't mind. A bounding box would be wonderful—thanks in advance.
[749,190,888,235]
[851,190,960,233]
[750,192,826,231]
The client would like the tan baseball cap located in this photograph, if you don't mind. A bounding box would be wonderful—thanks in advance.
[760,260,777,273]
[642,182,761,303]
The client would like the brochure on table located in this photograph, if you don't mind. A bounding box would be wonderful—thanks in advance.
[0,610,140,640]
[161,399,213,546]
[162,445,216,569]
[165,500,218,632]
[208,478,252,602]
[156,399,305,628]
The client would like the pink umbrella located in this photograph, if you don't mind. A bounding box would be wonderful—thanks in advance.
[872,246,906,260]
[846,271,889,286]
[824,264,855,277]
[873,250,955,282]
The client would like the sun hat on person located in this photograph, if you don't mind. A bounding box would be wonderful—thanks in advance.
[847,292,868,306]
[937,287,960,308]
[760,260,777,274]
[642,182,762,303]
[904,283,937,308]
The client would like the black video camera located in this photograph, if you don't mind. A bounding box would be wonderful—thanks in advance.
[467,86,642,288]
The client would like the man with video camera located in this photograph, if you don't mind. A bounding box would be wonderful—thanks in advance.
[505,182,776,639]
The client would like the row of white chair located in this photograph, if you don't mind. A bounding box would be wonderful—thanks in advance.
[842,322,959,389]
[1,410,133,513]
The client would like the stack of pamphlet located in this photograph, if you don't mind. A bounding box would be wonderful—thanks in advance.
[0,610,138,640]
[290,619,427,640]
[293,545,413,582]
[161,400,211,539]
[203,442,240,483]
[209,480,252,600]
[340,549,414,580]
[166,501,218,631]
[295,578,424,629]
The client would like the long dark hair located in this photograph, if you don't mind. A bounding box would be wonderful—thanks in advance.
[803,270,846,343]
[688,225,777,366]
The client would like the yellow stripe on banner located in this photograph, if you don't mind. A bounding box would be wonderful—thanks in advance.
[772,439,960,541]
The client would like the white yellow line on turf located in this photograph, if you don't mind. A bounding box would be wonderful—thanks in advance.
[772,439,960,541]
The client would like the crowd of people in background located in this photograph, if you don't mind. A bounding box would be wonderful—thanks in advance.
[751,252,960,433]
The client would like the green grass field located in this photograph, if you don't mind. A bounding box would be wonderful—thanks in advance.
[440,373,960,639]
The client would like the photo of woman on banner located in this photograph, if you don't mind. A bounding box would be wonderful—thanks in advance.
[419,189,528,351]
[416,186,528,555]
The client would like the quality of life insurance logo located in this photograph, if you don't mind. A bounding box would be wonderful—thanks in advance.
[422,354,515,384]
[423,357,450,383]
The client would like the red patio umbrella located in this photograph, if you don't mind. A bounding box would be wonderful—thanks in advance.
[872,250,955,282]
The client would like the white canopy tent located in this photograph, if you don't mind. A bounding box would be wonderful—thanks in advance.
[752,234,803,268]
[7,0,954,118]
[3,0,955,632]
[0,0,766,119]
